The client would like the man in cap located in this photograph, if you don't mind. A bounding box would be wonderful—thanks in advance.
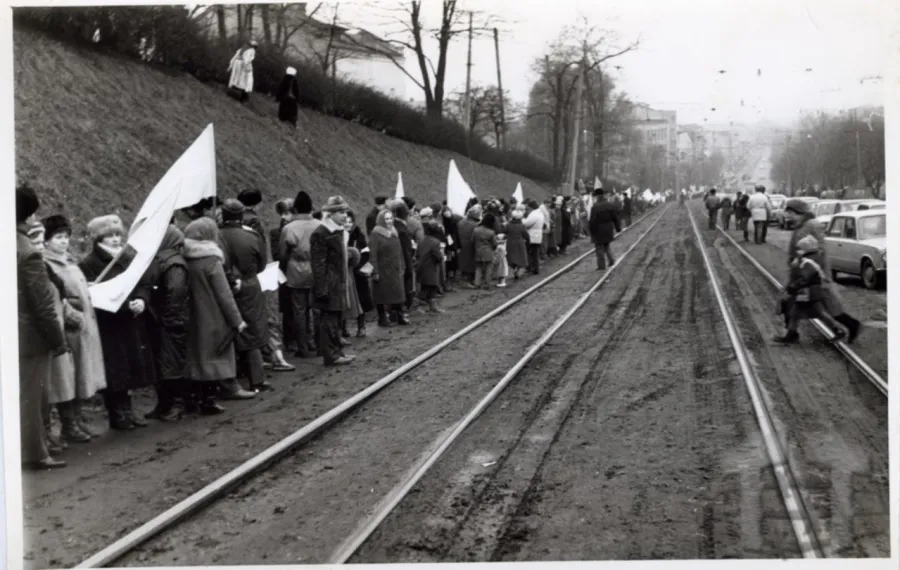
[219,199,271,395]
[279,191,322,358]
[589,187,622,271]
[17,184,69,469]
[310,196,356,366]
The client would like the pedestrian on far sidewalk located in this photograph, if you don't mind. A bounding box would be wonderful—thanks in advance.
[704,188,721,230]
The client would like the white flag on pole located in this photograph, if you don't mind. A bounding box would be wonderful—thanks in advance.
[446,159,476,216]
[91,124,218,313]
[594,176,603,190]
[513,182,524,203]
[395,172,405,199]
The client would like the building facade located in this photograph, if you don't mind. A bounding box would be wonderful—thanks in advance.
[629,103,677,164]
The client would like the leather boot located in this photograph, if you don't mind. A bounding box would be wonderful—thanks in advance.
[106,392,135,430]
[835,313,861,344]
[428,299,446,314]
[219,378,256,400]
[146,380,174,420]
[773,331,800,344]
[123,393,148,428]
[200,383,225,415]
[158,380,186,421]
[356,316,368,338]
[341,320,351,338]
[58,401,91,443]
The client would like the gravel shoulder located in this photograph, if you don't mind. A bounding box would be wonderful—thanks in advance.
[21,209,656,570]
[692,203,890,558]
[351,206,796,561]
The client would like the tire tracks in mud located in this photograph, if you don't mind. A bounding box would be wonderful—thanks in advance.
[699,227,890,558]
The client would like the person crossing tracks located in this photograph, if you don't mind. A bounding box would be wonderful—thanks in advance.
[588,188,622,270]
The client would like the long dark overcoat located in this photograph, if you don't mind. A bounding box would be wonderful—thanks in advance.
[394,220,415,295]
[310,224,350,313]
[348,225,374,313]
[368,229,406,305]
[149,249,190,380]
[561,208,573,247]
[504,219,529,268]
[589,200,622,245]
[219,223,269,351]
[473,225,497,263]
[183,240,244,381]
[416,235,443,287]
[79,245,158,392]
[456,218,477,274]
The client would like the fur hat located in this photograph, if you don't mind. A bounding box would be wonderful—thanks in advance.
[275,198,294,215]
[322,196,350,213]
[237,189,262,207]
[796,235,819,254]
[87,214,125,243]
[16,184,40,223]
[221,198,245,222]
[374,196,388,206]
[43,214,72,240]
[294,191,313,214]
[785,198,810,215]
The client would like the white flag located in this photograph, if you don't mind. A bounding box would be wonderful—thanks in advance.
[594,176,603,190]
[395,172,405,199]
[446,159,476,216]
[92,124,218,313]
[513,182,524,203]
[257,261,287,292]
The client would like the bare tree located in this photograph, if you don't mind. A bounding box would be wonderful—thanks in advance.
[445,84,518,146]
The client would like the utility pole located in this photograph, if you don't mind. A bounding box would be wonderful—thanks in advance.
[568,58,584,192]
[464,11,473,137]
[493,27,506,150]
[855,130,862,187]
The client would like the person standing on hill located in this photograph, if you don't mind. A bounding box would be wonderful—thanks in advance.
[276,66,300,127]
[310,196,356,366]
[227,41,257,103]
[589,188,621,271]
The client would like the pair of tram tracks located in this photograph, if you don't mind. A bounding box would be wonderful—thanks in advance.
[75,205,669,568]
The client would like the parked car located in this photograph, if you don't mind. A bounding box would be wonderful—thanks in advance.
[775,197,819,229]
[812,199,843,229]
[767,194,787,225]
[823,210,886,289]
[814,199,884,230]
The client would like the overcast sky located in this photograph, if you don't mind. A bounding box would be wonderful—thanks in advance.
[339,0,890,127]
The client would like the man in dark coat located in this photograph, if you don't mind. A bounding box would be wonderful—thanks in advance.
[17,185,69,470]
[238,188,268,262]
[589,189,622,270]
[622,193,633,227]
[366,196,388,235]
[389,199,416,315]
[218,199,271,394]
[704,188,721,230]
[310,196,355,366]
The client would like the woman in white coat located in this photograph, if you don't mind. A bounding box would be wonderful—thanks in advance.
[228,41,257,103]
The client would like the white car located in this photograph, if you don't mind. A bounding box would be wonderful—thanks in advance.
[814,199,884,230]
[812,199,843,229]
[824,210,887,289]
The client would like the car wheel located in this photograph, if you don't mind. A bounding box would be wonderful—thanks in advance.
[861,260,878,290]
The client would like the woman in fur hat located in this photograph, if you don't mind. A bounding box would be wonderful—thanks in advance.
[276,66,301,127]
[79,214,158,431]
[183,218,249,414]
[42,214,106,442]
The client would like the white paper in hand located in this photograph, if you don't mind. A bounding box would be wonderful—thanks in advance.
[258,262,286,292]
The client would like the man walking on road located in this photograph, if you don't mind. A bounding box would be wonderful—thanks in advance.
[747,185,771,244]
[704,188,721,230]
[589,188,621,271]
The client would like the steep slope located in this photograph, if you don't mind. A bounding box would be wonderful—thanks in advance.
[14,28,555,242]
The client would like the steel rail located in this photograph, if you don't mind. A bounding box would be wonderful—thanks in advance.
[716,227,887,396]
[328,206,670,564]
[687,206,823,558]
[75,205,666,568]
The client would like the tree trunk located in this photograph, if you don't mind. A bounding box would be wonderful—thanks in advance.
[216,5,227,44]
[261,5,272,45]
[236,5,243,43]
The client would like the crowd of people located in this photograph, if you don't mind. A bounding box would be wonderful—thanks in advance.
[16,179,650,470]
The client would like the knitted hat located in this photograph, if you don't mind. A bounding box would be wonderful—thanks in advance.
[221,198,245,222]
[43,214,72,240]
[322,196,350,213]
[16,184,39,223]
[785,198,811,215]
[87,214,125,243]
[237,188,262,207]
[294,191,313,214]
[796,235,819,254]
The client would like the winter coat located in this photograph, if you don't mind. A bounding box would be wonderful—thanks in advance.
[17,229,66,359]
[787,255,826,303]
[183,239,243,381]
[242,209,268,262]
[523,209,545,244]
[504,220,529,268]
[456,218,478,274]
[227,47,255,92]
[45,267,77,404]
[551,208,563,246]
[148,248,190,380]
[407,217,425,243]
[394,219,415,294]
[473,225,497,263]
[310,222,350,313]
[270,222,292,314]
[279,215,322,289]
[43,249,106,399]
[589,199,622,245]
[348,225,374,313]
[747,193,771,222]
[220,223,270,351]
[79,244,158,392]
[561,208,574,247]
[343,246,364,320]
[416,235,443,287]
[442,214,462,272]
[369,227,406,305]
[492,242,509,279]
[788,215,843,315]
[704,195,721,212]
[276,75,300,125]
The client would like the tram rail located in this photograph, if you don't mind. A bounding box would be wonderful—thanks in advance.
[75,204,668,568]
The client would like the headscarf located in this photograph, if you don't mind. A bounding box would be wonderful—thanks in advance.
[373,209,398,238]
[184,217,218,242]
[158,224,185,254]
